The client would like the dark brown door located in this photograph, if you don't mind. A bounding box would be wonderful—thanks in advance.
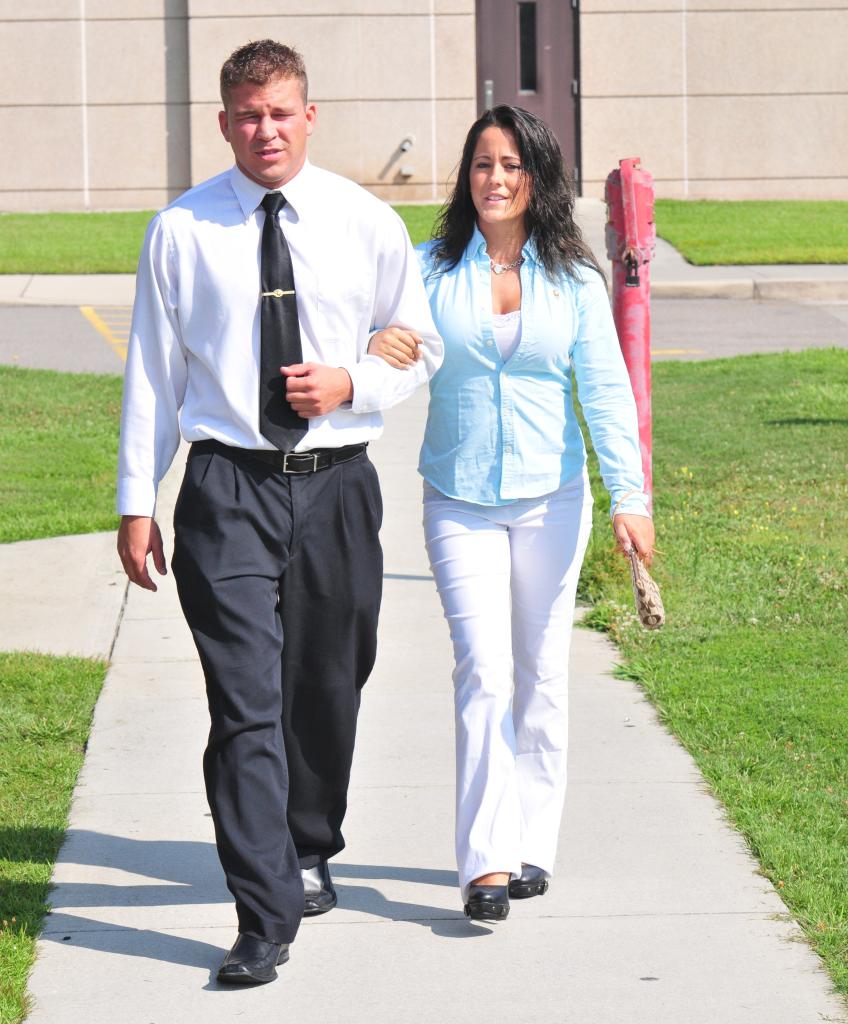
[476,0,580,188]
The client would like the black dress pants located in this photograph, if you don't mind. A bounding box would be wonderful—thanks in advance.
[171,445,383,943]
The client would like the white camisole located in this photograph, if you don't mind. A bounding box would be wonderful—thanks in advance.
[491,308,522,361]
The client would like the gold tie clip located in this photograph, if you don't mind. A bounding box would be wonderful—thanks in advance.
[261,289,295,298]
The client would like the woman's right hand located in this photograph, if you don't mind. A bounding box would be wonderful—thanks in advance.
[612,513,655,564]
[368,326,422,369]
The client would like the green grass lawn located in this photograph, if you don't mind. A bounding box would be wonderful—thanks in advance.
[3,200,846,272]
[393,205,441,247]
[0,211,153,275]
[0,652,108,1024]
[577,347,848,995]
[0,366,122,543]
[0,206,443,275]
[655,199,848,265]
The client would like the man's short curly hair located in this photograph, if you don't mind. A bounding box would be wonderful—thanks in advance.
[220,39,308,107]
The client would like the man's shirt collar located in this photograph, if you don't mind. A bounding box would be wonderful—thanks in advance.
[228,159,315,221]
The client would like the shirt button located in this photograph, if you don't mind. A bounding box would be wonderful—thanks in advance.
[486,340,493,347]
[553,289,560,297]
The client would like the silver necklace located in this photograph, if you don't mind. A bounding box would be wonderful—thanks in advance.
[490,255,524,275]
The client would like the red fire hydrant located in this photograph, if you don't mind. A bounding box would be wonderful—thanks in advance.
[605,157,656,511]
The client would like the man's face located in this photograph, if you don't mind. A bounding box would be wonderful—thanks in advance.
[218,75,316,188]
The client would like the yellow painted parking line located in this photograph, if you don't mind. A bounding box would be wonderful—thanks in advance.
[651,347,704,356]
[79,305,130,363]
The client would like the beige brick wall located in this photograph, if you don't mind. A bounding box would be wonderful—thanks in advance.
[186,1,475,202]
[579,0,848,199]
[3,1,846,210]
[0,0,190,211]
[0,0,475,211]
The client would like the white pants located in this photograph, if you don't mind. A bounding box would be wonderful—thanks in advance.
[423,473,593,895]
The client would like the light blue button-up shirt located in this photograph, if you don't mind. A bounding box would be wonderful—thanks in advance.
[417,227,649,518]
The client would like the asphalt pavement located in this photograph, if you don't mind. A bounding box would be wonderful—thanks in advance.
[2,296,848,376]
[651,296,848,359]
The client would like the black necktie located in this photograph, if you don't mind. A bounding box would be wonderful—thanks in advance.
[259,191,306,452]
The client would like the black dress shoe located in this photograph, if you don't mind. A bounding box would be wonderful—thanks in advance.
[302,859,337,916]
[217,933,289,985]
[508,864,550,900]
[463,884,510,921]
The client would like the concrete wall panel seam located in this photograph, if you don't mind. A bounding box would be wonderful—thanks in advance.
[0,16,190,22]
[582,6,848,13]
[185,10,471,16]
[582,92,848,99]
[189,97,472,104]
[583,176,848,183]
[0,102,193,108]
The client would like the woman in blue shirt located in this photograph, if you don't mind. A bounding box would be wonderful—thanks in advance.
[370,106,654,922]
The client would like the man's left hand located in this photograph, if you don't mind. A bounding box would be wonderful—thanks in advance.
[282,363,354,417]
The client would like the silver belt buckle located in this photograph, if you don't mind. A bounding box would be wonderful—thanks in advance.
[282,451,319,474]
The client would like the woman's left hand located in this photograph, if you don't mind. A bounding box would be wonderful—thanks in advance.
[367,326,422,368]
[612,514,655,564]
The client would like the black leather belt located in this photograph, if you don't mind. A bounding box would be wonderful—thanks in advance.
[190,438,368,474]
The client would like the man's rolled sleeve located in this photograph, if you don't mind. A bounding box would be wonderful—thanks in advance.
[348,210,442,414]
[116,214,187,516]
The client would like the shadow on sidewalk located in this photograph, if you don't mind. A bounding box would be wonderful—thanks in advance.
[332,863,456,887]
[6,829,494,974]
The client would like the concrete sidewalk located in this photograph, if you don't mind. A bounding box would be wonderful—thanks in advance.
[6,388,846,1023]
[2,200,847,307]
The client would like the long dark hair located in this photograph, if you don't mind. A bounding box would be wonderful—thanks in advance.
[431,105,602,282]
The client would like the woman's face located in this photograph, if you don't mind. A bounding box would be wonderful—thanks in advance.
[469,126,530,231]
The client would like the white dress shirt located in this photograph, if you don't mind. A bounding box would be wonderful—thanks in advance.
[117,161,443,516]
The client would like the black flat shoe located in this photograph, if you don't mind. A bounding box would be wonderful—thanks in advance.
[302,859,337,916]
[508,864,550,900]
[463,884,510,921]
[217,933,289,985]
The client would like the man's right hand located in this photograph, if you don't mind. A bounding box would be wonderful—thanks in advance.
[117,515,167,591]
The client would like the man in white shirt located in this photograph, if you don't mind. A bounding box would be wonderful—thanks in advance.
[116,39,442,985]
